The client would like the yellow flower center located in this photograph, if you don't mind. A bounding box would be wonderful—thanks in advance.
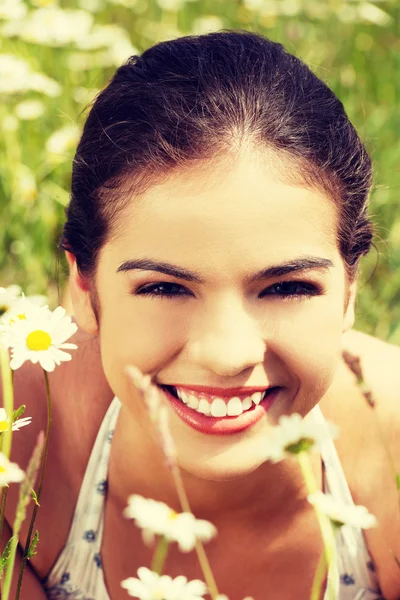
[168,509,178,520]
[0,466,6,474]
[0,421,9,433]
[26,330,52,351]
[9,314,27,325]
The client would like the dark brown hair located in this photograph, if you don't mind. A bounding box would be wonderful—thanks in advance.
[60,30,373,280]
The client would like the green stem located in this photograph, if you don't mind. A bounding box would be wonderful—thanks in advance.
[150,536,169,575]
[3,432,44,600]
[15,371,52,600]
[0,487,9,544]
[310,552,327,600]
[0,348,14,461]
[2,535,17,600]
[297,452,338,600]
[170,462,219,600]
[0,347,13,581]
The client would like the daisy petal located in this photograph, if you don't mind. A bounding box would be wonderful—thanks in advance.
[6,304,78,371]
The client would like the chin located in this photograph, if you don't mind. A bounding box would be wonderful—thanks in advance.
[176,444,268,482]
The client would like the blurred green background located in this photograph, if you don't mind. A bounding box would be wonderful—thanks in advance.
[0,0,399,342]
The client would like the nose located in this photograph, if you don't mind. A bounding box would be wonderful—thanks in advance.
[186,297,266,377]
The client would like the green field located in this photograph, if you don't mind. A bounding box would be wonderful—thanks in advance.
[1,0,399,342]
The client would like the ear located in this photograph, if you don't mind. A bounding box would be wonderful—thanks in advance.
[342,277,358,333]
[65,251,99,335]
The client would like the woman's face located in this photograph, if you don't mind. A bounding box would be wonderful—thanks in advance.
[74,149,356,480]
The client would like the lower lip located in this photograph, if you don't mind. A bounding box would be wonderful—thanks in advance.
[159,387,280,435]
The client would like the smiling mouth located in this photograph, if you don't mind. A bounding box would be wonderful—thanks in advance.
[161,384,275,401]
[159,384,280,416]
[158,383,281,433]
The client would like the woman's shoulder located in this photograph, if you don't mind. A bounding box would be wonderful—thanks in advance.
[340,329,400,466]
[2,323,114,577]
[32,322,114,485]
[324,329,400,598]
[342,328,400,388]
[6,322,113,458]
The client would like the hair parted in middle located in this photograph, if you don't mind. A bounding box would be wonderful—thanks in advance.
[62,29,373,281]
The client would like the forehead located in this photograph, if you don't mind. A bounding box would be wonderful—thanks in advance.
[104,150,340,278]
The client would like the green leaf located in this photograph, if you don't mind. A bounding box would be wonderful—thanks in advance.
[12,405,26,423]
[285,437,315,455]
[396,473,400,490]
[0,536,14,577]
[31,489,40,507]
[27,530,39,559]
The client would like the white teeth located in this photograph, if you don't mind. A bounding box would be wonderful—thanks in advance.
[198,398,211,415]
[187,393,200,409]
[251,391,263,405]
[172,387,271,418]
[241,396,252,410]
[210,398,227,417]
[176,389,199,409]
[179,390,190,404]
[226,397,244,416]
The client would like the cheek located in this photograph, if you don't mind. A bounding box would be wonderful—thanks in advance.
[271,297,345,410]
[98,294,187,400]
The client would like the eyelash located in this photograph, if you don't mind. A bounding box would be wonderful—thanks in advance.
[134,281,322,301]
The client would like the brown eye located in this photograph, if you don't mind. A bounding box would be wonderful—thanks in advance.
[261,281,320,298]
[135,282,191,298]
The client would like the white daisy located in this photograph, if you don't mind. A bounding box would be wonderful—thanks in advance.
[121,567,207,600]
[18,7,94,47]
[0,452,25,487]
[5,304,78,372]
[0,285,22,315]
[0,0,27,20]
[45,123,81,165]
[0,293,48,328]
[260,412,339,463]
[124,495,217,552]
[15,99,45,121]
[308,491,378,530]
[166,573,207,600]
[0,408,31,433]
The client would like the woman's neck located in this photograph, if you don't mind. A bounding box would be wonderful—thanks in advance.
[108,405,323,528]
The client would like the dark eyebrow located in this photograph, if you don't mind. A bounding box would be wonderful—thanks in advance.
[116,256,334,284]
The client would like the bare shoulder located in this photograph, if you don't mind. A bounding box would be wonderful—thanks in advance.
[325,329,400,599]
[2,322,114,578]
[341,329,400,481]
[342,328,400,395]
[3,322,111,472]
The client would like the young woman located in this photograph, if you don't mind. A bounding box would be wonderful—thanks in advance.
[2,30,400,600]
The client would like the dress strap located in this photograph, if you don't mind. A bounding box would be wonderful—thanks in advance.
[66,396,122,550]
[310,404,383,599]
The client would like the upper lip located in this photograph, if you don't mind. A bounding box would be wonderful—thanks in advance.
[160,384,276,397]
